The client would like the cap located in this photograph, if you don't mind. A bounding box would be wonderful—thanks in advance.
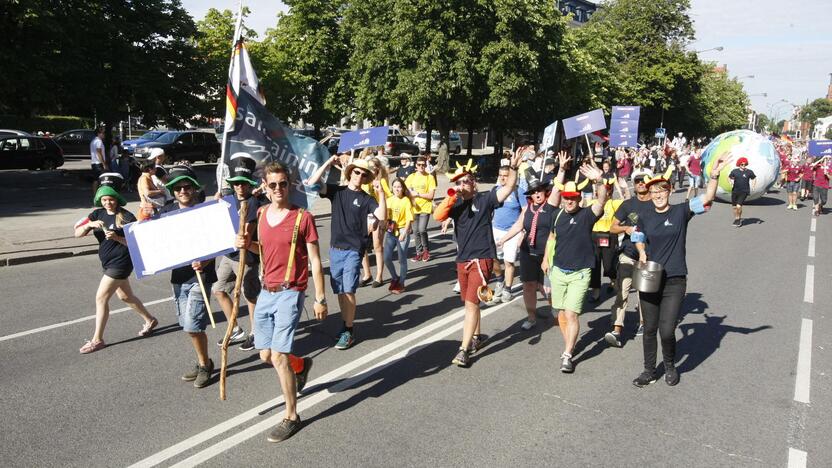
[225,153,259,186]
[165,164,202,191]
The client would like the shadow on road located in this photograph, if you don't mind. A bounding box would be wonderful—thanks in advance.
[676,313,771,373]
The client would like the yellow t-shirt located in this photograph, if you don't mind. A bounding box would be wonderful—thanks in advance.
[592,199,623,232]
[361,178,391,201]
[386,195,414,235]
[404,172,437,214]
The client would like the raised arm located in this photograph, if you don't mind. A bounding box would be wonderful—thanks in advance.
[307,155,340,194]
[547,151,571,207]
[580,164,606,217]
[701,156,728,206]
[495,149,523,203]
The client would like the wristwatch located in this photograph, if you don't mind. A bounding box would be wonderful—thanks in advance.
[315,297,327,306]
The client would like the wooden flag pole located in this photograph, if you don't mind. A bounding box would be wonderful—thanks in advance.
[220,199,249,401]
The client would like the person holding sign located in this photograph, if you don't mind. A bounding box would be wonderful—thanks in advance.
[155,165,218,389]
[75,173,158,354]
[307,156,386,350]
[632,156,728,388]
[235,163,327,442]
[212,155,263,350]
[434,152,523,368]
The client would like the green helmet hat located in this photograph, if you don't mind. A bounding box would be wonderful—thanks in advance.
[225,153,259,187]
[165,164,203,193]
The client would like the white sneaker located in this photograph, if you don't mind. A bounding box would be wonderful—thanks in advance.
[521,319,536,330]
[500,290,512,303]
[452,281,461,293]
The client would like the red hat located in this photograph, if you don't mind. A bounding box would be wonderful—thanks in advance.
[736,157,749,166]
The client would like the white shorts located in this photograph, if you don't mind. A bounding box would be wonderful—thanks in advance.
[492,227,520,264]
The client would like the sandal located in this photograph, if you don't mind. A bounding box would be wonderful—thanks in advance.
[139,318,158,337]
[79,340,106,354]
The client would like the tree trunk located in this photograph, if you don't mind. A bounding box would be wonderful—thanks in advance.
[424,119,432,156]
[435,116,451,174]
[466,127,473,158]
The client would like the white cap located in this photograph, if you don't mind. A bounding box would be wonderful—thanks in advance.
[149,148,165,160]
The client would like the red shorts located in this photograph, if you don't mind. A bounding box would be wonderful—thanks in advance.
[456,259,493,304]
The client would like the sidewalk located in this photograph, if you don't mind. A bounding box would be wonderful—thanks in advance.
[0,163,487,267]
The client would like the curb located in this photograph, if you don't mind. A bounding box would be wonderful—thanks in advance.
[0,247,99,268]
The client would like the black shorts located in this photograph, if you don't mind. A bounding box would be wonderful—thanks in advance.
[519,248,544,283]
[103,267,132,280]
[91,163,104,178]
[813,187,828,206]
[731,191,748,206]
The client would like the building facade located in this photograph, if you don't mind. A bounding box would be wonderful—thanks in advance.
[557,0,598,25]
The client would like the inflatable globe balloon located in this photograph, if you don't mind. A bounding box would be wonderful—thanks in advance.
[701,129,780,202]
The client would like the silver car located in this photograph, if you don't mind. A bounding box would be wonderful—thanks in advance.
[413,131,462,154]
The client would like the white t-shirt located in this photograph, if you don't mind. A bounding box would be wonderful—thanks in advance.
[90,137,104,165]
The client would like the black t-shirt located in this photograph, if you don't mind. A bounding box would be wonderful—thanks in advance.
[450,190,500,261]
[521,202,557,256]
[552,207,599,270]
[729,168,756,193]
[226,195,262,263]
[614,196,654,260]
[154,165,167,180]
[88,208,136,271]
[158,201,218,284]
[324,184,379,252]
[396,165,416,179]
[636,203,693,277]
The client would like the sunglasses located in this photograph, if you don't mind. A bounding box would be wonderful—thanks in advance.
[634,179,646,184]
[172,184,194,193]
[352,169,370,179]
[267,180,289,190]
[416,163,426,167]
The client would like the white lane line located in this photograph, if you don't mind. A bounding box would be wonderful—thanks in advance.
[807,236,815,258]
[170,297,517,467]
[129,297,513,467]
[803,265,814,304]
[810,218,816,233]
[794,318,813,404]
[0,298,173,343]
[0,232,452,343]
[788,447,807,468]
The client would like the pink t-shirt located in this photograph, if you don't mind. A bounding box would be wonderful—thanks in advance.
[688,155,701,176]
[814,165,830,189]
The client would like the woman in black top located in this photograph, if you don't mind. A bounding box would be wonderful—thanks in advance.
[74,182,158,354]
[632,156,728,387]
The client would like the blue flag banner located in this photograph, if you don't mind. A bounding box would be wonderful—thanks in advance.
[609,119,639,133]
[611,106,640,121]
[808,140,832,157]
[609,133,639,148]
[562,109,607,139]
[337,126,389,153]
[541,121,558,150]
[221,90,330,209]
[655,128,667,139]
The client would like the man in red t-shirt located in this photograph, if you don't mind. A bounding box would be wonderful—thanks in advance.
[812,157,831,216]
[781,157,803,210]
[801,157,815,201]
[237,162,327,443]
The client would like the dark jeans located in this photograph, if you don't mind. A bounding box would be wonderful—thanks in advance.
[413,213,431,254]
[639,275,686,371]
[590,233,618,289]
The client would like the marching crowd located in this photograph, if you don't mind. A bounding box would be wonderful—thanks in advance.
[73,128,830,442]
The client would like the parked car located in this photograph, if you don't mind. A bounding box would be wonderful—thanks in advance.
[54,129,97,156]
[0,129,33,137]
[0,135,64,170]
[122,130,167,154]
[384,135,420,156]
[133,131,220,163]
[413,131,462,154]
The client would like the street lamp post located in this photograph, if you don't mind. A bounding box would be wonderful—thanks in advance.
[694,46,725,54]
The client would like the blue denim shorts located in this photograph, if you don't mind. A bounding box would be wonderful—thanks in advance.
[253,289,304,353]
[172,282,210,333]
[329,247,361,294]
[687,174,701,187]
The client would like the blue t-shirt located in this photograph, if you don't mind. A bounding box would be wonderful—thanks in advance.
[491,177,527,230]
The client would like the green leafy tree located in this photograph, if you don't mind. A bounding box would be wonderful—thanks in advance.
[799,98,832,126]
[826,126,832,140]
[691,69,749,135]
[256,0,349,137]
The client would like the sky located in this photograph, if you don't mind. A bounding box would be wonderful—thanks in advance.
[183,0,832,120]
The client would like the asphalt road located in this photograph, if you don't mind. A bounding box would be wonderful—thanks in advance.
[0,188,829,467]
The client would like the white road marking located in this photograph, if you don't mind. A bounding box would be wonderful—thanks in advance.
[807,236,815,258]
[169,297,517,467]
[803,265,814,304]
[794,318,813,404]
[810,218,816,233]
[128,297,515,467]
[0,233,452,343]
[788,447,807,468]
[0,298,173,343]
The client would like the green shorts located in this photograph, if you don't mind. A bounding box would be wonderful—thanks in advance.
[549,267,591,314]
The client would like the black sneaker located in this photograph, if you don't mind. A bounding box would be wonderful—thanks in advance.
[560,353,574,373]
[181,363,199,382]
[470,334,489,355]
[452,348,470,367]
[194,359,214,388]
[604,331,623,348]
[665,365,680,386]
[238,334,255,351]
[266,417,303,443]
[296,357,313,393]
[217,326,246,347]
[632,370,657,387]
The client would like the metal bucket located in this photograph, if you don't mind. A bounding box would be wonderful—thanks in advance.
[632,261,664,293]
